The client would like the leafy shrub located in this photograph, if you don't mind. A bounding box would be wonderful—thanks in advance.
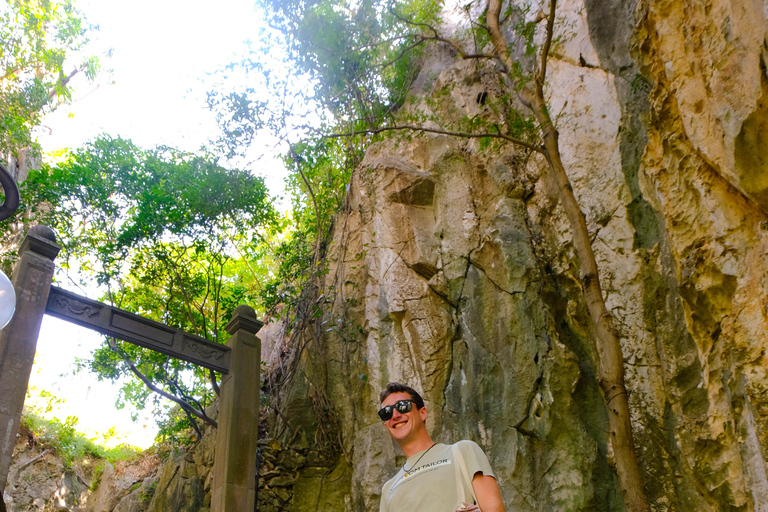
[20,410,142,467]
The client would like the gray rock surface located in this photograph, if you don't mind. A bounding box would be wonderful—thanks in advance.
[263,0,768,510]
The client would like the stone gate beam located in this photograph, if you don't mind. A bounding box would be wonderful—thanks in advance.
[211,305,263,512]
[0,226,60,494]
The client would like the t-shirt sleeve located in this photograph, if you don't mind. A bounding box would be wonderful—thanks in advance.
[457,439,495,480]
[379,480,391,512]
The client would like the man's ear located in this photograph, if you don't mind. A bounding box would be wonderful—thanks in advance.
[419,406,428,422]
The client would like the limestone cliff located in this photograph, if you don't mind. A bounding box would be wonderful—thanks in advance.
[261,0,768,511]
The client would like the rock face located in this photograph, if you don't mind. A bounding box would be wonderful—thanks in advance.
[2,429,201,512]
[264,0,768,511]
[2,434,164,512]
[4,445,91,512]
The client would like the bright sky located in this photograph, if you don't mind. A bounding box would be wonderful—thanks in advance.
[27,0,285,449]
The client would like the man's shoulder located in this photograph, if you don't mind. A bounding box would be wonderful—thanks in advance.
[453,439,486,453]
[381,472,399,493]
[451,439,495,478]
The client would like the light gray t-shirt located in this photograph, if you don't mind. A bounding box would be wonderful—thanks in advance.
[379,441,495,512]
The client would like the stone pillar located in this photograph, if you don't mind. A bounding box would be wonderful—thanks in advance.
[211,305,263,512]
[0,226,60,494]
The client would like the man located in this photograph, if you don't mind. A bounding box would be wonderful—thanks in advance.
[378,382,505,512]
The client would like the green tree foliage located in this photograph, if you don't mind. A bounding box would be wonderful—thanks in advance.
[208,0,442,154]
[208,1,445,322]
[259,0,441,126]
[15,135,279,442]
[21,409,141,466]
[259,136,359,314]
[0,0,100,158]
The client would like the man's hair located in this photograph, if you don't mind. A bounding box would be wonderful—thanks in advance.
[379,382,425,409]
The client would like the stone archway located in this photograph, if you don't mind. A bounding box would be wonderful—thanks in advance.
[0,226,262,511]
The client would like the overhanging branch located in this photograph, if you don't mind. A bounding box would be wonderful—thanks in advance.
[325,124,543,154]
[107,338,218,429]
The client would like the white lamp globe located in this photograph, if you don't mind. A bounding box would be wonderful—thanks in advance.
[0,268,15,329]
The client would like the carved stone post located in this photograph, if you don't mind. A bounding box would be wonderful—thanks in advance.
[211,305,263,512]
[0,226,60,494]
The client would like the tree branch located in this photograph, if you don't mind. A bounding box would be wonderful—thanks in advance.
[16,450,49,473]
[486,0,514,71]
[213,254,223,342]
[388,7,504,66]
[228,234,264,291]
[325,36,425,107]
[167,253,200,336]
[209,369,220,397]
[388,7,440,37]
[48,66,80,101]
[419,34,501,62]
[344,35,414,53]
[537,0,557,99]
[209,256,222,397]
[289,145,323,261]
[199,269,212,338]
[180,406,203,439]
[163,374,209,415]
[109,338,217,428]
[517,1,650,509]
[127,358,216,427]
[325,124,543,154]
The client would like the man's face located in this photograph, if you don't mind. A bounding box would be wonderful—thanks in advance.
[381,391,428,444]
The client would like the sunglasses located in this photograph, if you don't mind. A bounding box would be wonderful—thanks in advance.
[378,399,416,421]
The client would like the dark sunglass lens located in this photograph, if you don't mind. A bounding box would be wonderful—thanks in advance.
[395,400,413,413]
[379,400,414,421]
[378,406,393,421]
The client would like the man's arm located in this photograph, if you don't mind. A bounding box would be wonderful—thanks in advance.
[472,473,505,512]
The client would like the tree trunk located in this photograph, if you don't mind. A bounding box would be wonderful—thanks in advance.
[486,0,652,508]
[532,94,650,512]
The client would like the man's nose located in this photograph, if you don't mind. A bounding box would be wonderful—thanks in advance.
[390,408,404,420]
